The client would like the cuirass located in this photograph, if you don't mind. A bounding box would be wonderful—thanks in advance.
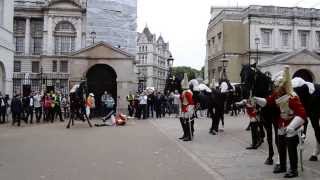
[276,95,294,120]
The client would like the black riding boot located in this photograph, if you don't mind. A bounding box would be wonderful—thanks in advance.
[179,117,187,140]
[274,135,287,174]
[247,122,259,149]
[183,118,192,141]
[284,135,299,178]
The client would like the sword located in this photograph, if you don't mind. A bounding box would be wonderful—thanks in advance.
[298,127,304,172]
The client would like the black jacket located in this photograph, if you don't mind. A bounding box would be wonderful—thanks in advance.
[11,97,23,113]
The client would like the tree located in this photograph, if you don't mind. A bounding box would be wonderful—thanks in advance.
[172,66,200,81]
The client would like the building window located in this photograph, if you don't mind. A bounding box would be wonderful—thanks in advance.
[14,61,21,72]
[316,31,320,48]
[261,29,272,48]
[60,61,68,73]
[218,32,222,40]
[32,61,40,73]
[0,0,3,26]
[54,21,76,55]
[30,19,43,55]
[14,19,26,55]
[212,37,215,48]
[15,37,25,54]
[52,60,57,72]
[280,30,290,48]
[299,30,309,48]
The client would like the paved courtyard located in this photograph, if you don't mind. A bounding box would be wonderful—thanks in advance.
[0,114,320,180]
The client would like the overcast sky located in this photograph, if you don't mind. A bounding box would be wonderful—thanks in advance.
[137,0,320,70]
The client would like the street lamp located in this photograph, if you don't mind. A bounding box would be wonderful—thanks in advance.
[220,53,229,81]
[165,55,174,93]
[90,31,96,44]
[255,37,260,66]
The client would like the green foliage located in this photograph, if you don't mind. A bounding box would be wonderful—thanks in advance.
[172,66,200,80]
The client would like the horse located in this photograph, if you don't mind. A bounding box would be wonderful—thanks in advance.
[292,77,320,161]
[66,82,92,128]
[189,79,225,135]
[240,64,279,165]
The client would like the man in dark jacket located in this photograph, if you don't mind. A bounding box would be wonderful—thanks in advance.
[147,92,155,118]
[11,94,23,126]
[154,92,163,118]
[0,92,8,124]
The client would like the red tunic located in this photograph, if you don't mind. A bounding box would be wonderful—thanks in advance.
[266,93,306,129]
[180,90,194,113]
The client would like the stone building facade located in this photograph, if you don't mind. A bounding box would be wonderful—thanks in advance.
[136,26,171,92]
[13,0,87,96]
[87,0,137,55]
[13,0,137,111]
[206,5,320,84]
[0,0,14,96]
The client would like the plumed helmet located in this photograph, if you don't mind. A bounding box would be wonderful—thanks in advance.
[273,65,293,94]
[181,73,189,90]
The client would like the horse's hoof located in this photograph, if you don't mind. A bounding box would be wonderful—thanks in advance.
[264,158,273,165]
[309,155,318,161]
[66,126,70,129]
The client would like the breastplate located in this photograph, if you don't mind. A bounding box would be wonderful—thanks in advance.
[276,95,294,120]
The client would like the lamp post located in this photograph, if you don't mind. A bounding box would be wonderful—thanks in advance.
[220,53,229,81]
[90,31,96,44]
[165,55,174,93]
[255,37,260,66]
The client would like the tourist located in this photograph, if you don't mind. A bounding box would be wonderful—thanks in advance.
[53,92,63,122]
[33,91,42,123]
[11,93,23,126]
[173,90,180,118]
[138,91,147,119]
[0,92,8,124]
[85,93,95,118]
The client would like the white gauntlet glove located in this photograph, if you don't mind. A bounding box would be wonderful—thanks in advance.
[286,116,305,137]
[253,97,267,107]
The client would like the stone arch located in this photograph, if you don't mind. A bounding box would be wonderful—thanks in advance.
[293,69,314,82]
[0,61,6,94]
[86,64,117,116]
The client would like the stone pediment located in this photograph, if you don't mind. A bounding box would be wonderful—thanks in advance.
[71,42,134,59]
[48,0,82,9]
[259,49,320,67]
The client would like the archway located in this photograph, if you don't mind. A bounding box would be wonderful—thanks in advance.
[293,69,314,83]
[86,64,117,116]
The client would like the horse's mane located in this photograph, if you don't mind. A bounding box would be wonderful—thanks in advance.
[240,64,272,98]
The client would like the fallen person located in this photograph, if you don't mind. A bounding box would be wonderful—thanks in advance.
[95,112,127,127]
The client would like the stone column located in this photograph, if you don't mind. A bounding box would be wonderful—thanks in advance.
[42,15,48,54]
[76,19,82,50]
[47,16,53,55]
[25,17,31,55]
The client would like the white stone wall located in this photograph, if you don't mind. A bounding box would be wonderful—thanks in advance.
[87,0,137,55]
[136,29,171,92]
[0,0,14,96]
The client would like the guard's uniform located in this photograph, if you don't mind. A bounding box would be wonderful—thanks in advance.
[179,73,195,141]
[267,93,306,177]
[265,66,306,178]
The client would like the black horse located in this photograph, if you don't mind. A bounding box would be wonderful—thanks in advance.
[66,82,92,129]
[292,78,320,161]
[189,80,225,135]
[240,64,279,165]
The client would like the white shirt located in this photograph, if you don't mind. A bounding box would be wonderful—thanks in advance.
[29,97,34,107]
[139,95,147,105]
[220,82,229,93]
[33,95,41,108]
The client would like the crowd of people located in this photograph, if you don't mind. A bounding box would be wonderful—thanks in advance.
[0,91,69,126]
[127,90,182,120]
